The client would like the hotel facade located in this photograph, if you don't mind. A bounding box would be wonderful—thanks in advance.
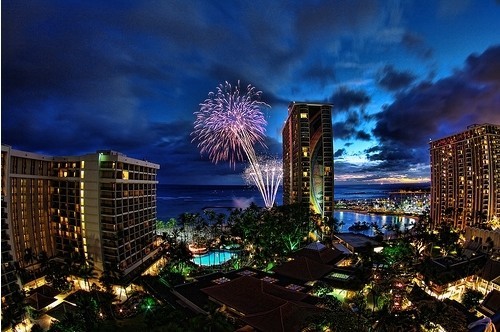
[429,123,500,229]
[282,102,334,221]
[1,145,160,300]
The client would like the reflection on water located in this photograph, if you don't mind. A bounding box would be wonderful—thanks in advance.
[333,211,416,236]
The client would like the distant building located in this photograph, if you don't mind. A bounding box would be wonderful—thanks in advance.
[430,124,500,229]
[282,102,333,221]
[1,145,160,288]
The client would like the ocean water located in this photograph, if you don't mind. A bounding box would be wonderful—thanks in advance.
[157,184,269,220]
[156,183,429,221]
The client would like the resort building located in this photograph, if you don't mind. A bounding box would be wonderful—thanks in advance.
[0,145,160,288]
[430,123,500,229]
[282,102,334,221]
[1,147,22,303]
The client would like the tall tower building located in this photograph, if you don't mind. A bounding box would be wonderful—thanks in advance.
[282,102,333,220]
[430,124,500,229]
[1,146,160,285]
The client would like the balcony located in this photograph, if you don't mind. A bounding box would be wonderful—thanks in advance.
[102,240,119,249]
[2,253,13,261]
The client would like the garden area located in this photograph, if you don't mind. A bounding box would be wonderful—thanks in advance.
[4,204,493,332]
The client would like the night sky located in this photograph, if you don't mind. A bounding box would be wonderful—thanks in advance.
[2,1,500,185]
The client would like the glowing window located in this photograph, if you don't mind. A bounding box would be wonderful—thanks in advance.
[123,170,129,180]
[300,113,308,118]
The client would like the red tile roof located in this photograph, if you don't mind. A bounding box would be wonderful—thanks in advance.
[273,256,335,281]
[201,276,310,315]
[201,275,323,332]
[241,301,325,332]
[293,246,344,265]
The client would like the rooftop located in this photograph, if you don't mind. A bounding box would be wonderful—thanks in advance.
[333,232,381,250]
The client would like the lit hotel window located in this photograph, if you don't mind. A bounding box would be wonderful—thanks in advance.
[300,113,307,118]
[123,170,129,180]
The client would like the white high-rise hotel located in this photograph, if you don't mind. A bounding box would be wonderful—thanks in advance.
[1,145,160,300]
[430,124,500,229]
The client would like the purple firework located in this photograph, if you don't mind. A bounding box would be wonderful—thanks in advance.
[192,81,270,166]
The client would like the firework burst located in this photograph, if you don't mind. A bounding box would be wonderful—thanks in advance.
[192,81,280,208]
[243,157,283,208]
[191,81,270,167]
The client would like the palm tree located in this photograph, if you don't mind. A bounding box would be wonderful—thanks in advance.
[23,247,36,266]
[78,260,98,291]
[1,289,27,332]
[444,206,455,224]
[45,259,72,292]
[37,251,49,274]
[48,310,86,332]
[23,247,39,286]
[74,291,100,332]
[475,210,488,228]
[307,295,367,332]
[188,303,235,332]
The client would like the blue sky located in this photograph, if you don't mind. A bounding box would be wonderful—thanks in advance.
[2,0,499,185]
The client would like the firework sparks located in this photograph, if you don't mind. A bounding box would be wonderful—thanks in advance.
[191,81,269,167]
[192,81,279,208]
[243,157,283,208]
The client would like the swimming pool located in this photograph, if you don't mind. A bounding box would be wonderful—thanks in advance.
[191,249,237,266]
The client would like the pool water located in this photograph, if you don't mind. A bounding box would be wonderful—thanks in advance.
[191,250,237,266]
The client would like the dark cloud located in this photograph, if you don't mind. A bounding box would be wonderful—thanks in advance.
[376,65,416,91]
[370,45,500,174]
[2,1,499,185]
[333,110,363,140]
[464,46,500,82]
[356,130,371,141]
[334,148,346,158]
[301,64,336,86]
[365,144,424,166]
[295,0,381,42]
[330,87,371,111]
[401,31,433,59]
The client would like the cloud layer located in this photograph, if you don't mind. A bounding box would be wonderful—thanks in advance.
[2,1,499,184]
